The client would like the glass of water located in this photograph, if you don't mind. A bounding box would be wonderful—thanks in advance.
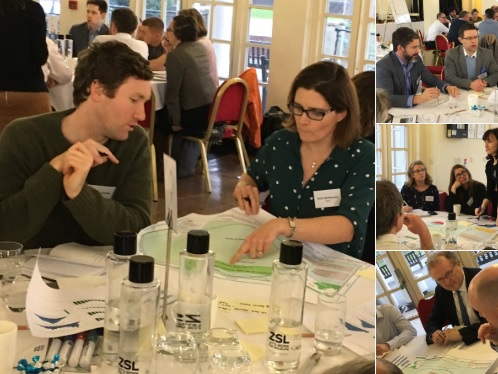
[314,291,347,356]
[211,347,252,373]
[0,242,26,312]
[447,95,458,109]
[156,332,199,373]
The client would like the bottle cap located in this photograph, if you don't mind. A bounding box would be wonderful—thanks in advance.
[186,230,210,254]
[279,240,303,265]
[114,231,137,256]
[129,255,154,283]
[448,212,456,220]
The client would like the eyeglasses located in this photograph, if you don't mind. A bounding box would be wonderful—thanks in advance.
[413,168,426,174]
[462,36,479,40]
[455,170,468,178]
[434,264,457,284]
[385,113,394,123]
[287,103,334,121]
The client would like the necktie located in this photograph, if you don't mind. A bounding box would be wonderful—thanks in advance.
[456,290,471,326]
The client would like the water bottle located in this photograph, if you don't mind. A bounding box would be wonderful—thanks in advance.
[103,231,137,365]
[118,255,160,374]
[175,230,214,343]
[265,240,308,372]
[445,212,458,249]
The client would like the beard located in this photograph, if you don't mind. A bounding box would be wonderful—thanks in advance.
[403,51,418,63]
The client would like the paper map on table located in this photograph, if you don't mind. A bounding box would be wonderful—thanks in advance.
[26,262,105,338]
[138,208,369,295]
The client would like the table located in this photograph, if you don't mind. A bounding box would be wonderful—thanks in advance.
[49,78,166,112]
[397,211,498,249]
[384,334,498,373]
[388,89,495,124]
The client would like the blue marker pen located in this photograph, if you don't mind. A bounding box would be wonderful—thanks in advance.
[79,329,99,369]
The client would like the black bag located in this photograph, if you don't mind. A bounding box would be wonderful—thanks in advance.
[260,106,290,144]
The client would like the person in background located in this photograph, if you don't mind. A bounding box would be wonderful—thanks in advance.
[43,37,72,90]
[230,61,375,261]
[475,9,498,39]
[137,17,166,70]
[163,15,218,177]
[401,160,440,212]
[445,164,486,215]
[425,12,450,49]
[0,0,49,134]
[476,128,498,224]
[376,303,417,355]
[0,41,153,248]
[447,10,470,47]
[376,180,433,250]
[69,0,109,57]
[376,88,391,123]
[376,359,403,374]
[448,6,459,22]
[321,359,375,374]
[425,251,486,346]
[470,8,483,25]
[468,264,498,352]
[92,8,148,60]
[376,27,459,108]
[179,8,219,88]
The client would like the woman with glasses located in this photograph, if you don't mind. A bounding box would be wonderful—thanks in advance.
[230,61,374,261]
[476,128,498,223]
[444,164,485,215]
[401,160,440,212]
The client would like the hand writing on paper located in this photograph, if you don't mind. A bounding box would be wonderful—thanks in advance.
[431,329,446,345]
[478,323,498,345]
[445,85,459,97]
[443,328,463,345]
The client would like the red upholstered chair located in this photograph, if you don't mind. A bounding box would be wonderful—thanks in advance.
[435,34,452,66]
[423,66,444,88]
[439,192,447,211]
[417,29,436,65]
[137,90,158,202]
[417,296,435,332]
[167,78,250,193]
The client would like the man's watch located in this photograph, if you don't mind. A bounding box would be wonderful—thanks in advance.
[288,217,297,238]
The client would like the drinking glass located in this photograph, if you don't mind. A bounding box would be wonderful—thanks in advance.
[156,332,199,373]
[447,96,458,109]
[314,291,347,356]
[211,347,252,373]
[199,328,241,372]
[0,242,26,312]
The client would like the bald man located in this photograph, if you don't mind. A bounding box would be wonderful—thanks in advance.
[469,264,498,351]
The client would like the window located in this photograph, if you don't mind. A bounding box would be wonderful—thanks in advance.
[40,0,60,15]
[376,124,409,189]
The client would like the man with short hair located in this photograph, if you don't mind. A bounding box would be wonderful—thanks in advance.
[69,0,109,57]
[376,303,417,356]
[425,12,449,49]
[93,8,148,59]
[448,6,459,22]
[0,41,153,248]
[468,265,498,352]
[425,251,486,346]
[376,27,459,108]
[376,180,433,250]
[476,9,498,38]
[445,23,498,91]
[137,17,166,70]
[447,10,470,46]
[376,358,403,374]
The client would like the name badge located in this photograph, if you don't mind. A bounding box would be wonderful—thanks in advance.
[425,196,434,202]
[313,189,341,209]
[89,184,116,199]
[467,197,474,206]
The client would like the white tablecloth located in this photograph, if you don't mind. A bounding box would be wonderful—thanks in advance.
[388,90,495,124]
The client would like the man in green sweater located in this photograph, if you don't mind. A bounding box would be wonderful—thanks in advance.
[0,41,154,248]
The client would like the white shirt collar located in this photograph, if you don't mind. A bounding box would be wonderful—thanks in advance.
[464,48,477,59]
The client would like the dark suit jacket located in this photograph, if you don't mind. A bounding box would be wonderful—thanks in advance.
[69,22,109,57]
[425,267,486,345]
[447,19,468,46]
[376,51,447,108]
[444,46,498,89]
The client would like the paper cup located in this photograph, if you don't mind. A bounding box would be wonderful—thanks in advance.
[453,204,461,216]
[467,93,478,111]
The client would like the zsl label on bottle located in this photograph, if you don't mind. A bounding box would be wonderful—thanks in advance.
[118,357,150,374]
[267,332,301,351]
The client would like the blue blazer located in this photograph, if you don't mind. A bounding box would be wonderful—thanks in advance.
[69,22,109,57]
[376,51,447,108]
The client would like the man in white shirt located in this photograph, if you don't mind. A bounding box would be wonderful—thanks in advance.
[376,180,433,250]
[93,8,148,60]
[377,304,417,356]
[42,37,72,89]
[425,12,450,49]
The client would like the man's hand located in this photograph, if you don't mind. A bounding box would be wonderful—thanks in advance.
[414,87,440,104]
[469,79,487,92]
[431,330,446,345]
[445,85,460,97]
[376,343,390,356]
[444,328,463,345]
[478,323,498,345]
[403,214,428,236]
[402,205,413,213]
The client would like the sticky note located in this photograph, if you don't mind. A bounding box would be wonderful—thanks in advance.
[240,340,266,362]
[235,317,268,334]
[356,267,375,281]
[458,221,473,227]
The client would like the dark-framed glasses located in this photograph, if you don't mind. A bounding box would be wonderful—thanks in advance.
[455,170,468,178]
[461,35,479,41]
[287,102,334,121]
[434,264,456,284]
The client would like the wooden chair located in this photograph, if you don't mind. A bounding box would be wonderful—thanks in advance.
[435,34,452,66]
[417,29,436,65]
[137,90,158,202]
[168,78,250,193]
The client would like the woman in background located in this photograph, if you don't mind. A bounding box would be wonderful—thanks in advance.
[401,160,440,212]
[0,0,49,133]
[476,128,498,223]
[445,164,485,215]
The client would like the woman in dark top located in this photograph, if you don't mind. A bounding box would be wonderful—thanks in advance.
[445,164,485,215]
[0,0,50,133]
[476,128,498,223]
[401,160,440,211]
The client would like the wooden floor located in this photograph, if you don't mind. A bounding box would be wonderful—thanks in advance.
[151,148,246,224]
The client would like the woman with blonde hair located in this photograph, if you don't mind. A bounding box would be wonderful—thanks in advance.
[401,160,440,211]
[445,164,485,214]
